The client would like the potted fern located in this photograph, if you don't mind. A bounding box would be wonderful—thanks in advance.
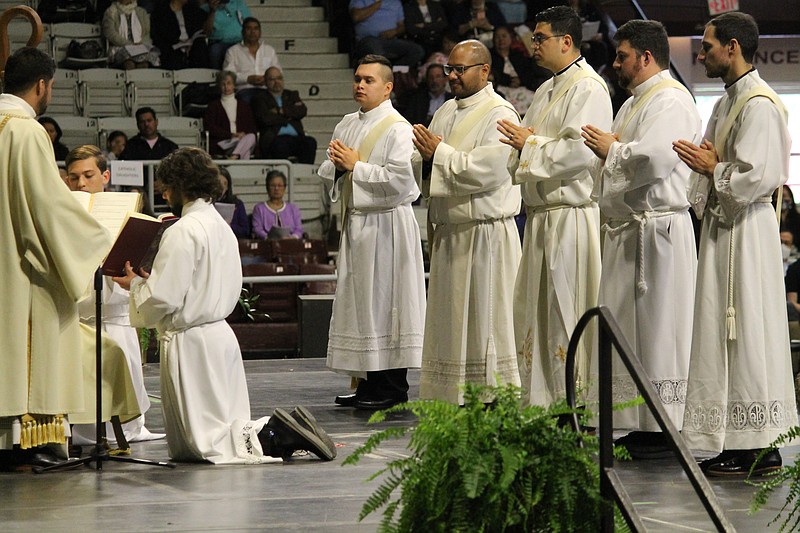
[749,427,800,531]
[345,382,621,532]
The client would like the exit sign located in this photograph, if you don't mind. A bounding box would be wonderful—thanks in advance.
[708,0,739,15]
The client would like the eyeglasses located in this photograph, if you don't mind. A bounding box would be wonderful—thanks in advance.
[531,33,565,46]
[443,64,484,76]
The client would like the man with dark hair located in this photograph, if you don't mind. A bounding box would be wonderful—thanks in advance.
[222,17,281,103]
[398,63,453,126]
[0,48,111,467]
[674,11,796,476]
[412,40,522,404]
[113,147,335,463]
[318,54,426,410]
[497,5,612,407]
[581,20,701,458]
[120,107,179,161]
[251,67,317,164]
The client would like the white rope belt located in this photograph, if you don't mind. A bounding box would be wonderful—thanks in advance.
[708,195,772,341]
[527,202,593,215]
[602,208,687,295]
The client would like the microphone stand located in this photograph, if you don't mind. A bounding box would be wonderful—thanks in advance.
[34,268,175,473]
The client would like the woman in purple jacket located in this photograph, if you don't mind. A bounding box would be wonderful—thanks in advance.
[251,170,304,239]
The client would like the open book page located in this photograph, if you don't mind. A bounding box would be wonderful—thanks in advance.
[71,190,143,238]
[101,212,177,277]
[173,30,205,50]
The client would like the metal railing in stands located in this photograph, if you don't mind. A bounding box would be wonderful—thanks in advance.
[564,306,734,532]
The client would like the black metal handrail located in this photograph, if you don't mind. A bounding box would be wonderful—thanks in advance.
[565,306,734,532]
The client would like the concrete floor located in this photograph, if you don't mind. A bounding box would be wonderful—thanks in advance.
[1,358,796,532]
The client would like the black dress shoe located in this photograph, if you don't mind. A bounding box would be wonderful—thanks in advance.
[258,408,336,461]
[698,450,738,472]
[355,397,406,410]
[291,406,336,455]
[334,393,358,407]
[705,449,782,477]
[613,431,672,460]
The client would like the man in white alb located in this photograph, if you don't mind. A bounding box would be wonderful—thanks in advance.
[581,20,701,458]
[413,40,522,404]
[497,5,611,407]
[318,54,426,410]
[674,11,796,476]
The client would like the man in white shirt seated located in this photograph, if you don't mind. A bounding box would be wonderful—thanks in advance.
[222,17,281,104]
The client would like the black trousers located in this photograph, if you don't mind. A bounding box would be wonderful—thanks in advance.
[356,368,409,402]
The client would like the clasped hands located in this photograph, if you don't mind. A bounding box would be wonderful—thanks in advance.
[328,139,360,172]
[412,124,441,161]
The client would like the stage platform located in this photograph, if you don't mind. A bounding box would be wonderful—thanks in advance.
[1,358,796,532]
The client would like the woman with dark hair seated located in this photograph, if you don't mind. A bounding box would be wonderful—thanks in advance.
[151,0,210,70]
[38,116,69,161]
[216,166,250,239]
[251,170,304,239]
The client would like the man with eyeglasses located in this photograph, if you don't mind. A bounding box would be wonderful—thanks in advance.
[412,40,522,405]
[580,20,701,459]
[496,6,612,409]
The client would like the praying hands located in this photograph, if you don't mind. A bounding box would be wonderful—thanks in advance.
[581,124,618,160]
[497,119,534,151]
[672,138,719,177]
[412,124,442,161]
[328,139,359,172]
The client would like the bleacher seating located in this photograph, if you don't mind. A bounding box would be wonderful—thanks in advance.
[299,263,336,295]
[77,68,127,117]
[156,116,204,150]
[50,22,105,67]
[96,116,137,147]
[50,68,79,115]
[125,69,174,118]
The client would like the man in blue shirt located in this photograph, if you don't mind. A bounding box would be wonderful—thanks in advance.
[350,0,424,67]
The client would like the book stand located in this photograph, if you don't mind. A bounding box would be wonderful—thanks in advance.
[34,269,175,473]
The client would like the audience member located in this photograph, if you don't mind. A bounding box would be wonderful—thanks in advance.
[111,147,335,464]
[102,0,161,69]
[222,17,281,103]
[204,71,258,160]
[779,185,800,254]
[252,170,304,239]
[121,107,179,160]
[37,0,97,23]
[490,25,549,113]
[251,67,317,164]
[404,0,449,57]
[201,0,251,69]
[151,0,211,70]
[217,166,250,238]
[398,63,452,126]
[444,0,506,43]
[38,116,69,160]
[105,130,127,161]
[568,0,612,70]
[350,0,425,67]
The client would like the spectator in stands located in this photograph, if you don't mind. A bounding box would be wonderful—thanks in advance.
[37,0,98,23]
[217,166,250,238]
[491,25,546,91]
[222,17,281,103]
[251,170,304,239]
[103,0,161,69]
[204,71,258,160]
[38,116,69,161]
[404,0,449,58]
[105,130,127,161]
[152,0,211,70]
[120,107,179,160]
[444,0,506,43]
[251,67,317,164]
[779,186,800,255]
[350,0,425,67]
[201,0,251,69]
[398,63,452,126]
